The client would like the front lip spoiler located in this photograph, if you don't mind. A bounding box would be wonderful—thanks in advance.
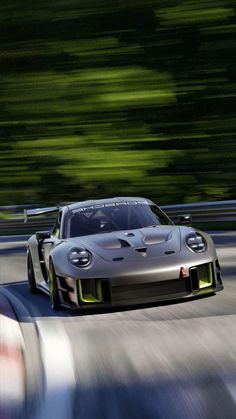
[75,284,223,310]
[37,273,224,311]
[40,284,224,312]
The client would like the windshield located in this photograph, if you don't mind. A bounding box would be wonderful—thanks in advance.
[64,202,173,238]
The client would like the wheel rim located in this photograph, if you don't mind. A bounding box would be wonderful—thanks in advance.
[49,267,55,303]
[49,262,60,309]
[49,269,53,295]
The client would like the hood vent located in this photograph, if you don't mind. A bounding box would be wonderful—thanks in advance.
[136,247,147,256]
[113,257,124,261]
[143,230,173,246]
[119,239,131,247]
[88,237,131,249]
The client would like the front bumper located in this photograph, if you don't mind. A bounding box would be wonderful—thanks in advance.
[57,260,223,309]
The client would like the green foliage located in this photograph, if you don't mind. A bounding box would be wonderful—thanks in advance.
[0,211,11,220]
[0,0,236,205]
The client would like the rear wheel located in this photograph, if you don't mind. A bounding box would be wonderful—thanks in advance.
[49,260,61,310]
[27,250,37,294]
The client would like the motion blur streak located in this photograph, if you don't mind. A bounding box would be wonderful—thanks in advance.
[0,293,25,419]
[0,0,236,205]
[36,321,76,419]
[71,316,236,418]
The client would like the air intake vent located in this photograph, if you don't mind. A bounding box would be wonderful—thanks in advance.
[136,247,147,253]
[119,239,131,247]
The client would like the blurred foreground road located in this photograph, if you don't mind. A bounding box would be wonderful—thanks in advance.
[0,232,236,419]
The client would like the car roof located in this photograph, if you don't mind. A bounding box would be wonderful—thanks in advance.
[67,197,154,211]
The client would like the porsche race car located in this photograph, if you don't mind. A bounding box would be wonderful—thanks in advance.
[25,197,223,310]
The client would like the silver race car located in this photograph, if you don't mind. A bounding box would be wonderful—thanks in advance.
[25,197,223,310]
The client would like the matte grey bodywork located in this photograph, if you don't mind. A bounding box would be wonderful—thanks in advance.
[27,197,223,309]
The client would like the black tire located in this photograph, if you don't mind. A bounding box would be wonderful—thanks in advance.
[27,250,37,294]
[49,260,61,310]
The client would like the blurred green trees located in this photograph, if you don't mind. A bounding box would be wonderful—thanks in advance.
[0,0,236,205]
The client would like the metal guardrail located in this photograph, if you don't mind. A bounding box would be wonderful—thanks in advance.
[162,200,236,224]
[0,204,36,212]
[0,200,236,236]
[0,217,56,236]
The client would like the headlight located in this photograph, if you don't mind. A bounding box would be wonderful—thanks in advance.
[68,248,92,267]
[186,233,207,253]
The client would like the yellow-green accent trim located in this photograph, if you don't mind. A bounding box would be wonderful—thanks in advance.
[78,279,103,303]
[96,280,103,302]
[199,263,213,289]
[49,269,54,296]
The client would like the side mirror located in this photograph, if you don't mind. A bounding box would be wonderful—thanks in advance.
[177,214,192,226]
[36,231,51,241]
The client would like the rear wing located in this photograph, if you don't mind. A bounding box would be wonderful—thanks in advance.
[24,206,59,223]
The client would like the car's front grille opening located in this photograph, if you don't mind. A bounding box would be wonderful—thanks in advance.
[111,279,188,302]
[217,272,222,285]
[189,267,199,291]
[101,279,112,302]
[61,290,77,307]
[215,259,223,285]
[199,264,213,289]
[58,276,74,292]
[189,263,214,291]
[78,279,111,304]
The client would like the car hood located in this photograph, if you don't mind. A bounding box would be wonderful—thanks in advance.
[67,226,183,262]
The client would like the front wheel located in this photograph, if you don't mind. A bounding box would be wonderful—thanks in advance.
[49,260,61,310]
[27,250,37,294]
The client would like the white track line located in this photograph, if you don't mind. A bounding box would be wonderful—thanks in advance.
[36,320,76,419]
[0,293,25,417]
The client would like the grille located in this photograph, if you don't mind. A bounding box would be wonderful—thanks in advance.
[189,263,214,291]
[111,279,187,302]
[77,279,111,305]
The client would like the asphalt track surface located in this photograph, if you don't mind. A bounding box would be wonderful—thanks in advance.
[0,232,236,419]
